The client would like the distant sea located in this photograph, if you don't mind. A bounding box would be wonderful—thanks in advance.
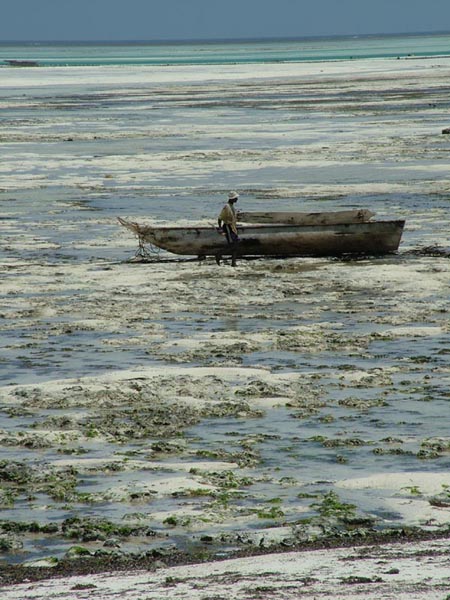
[1,32,450,67]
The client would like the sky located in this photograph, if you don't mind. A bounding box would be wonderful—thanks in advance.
[1,0,450,42]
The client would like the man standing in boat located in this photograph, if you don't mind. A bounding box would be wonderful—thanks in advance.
[217,191,239,266]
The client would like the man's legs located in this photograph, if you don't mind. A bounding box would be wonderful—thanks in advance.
[221,225,238,266]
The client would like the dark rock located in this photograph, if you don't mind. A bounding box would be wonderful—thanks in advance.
[103,538,121,548]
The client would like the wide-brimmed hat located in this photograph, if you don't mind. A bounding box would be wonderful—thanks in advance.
[228,191,239,200]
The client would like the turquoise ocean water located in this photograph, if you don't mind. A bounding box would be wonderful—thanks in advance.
[1,32,450,67]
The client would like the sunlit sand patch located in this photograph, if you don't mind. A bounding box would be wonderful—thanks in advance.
[336,472,450,526]
[336,471,450,494]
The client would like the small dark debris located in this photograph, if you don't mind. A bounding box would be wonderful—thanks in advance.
[340,575,383,584]
[71,583,97,590]
[404,245,450,258]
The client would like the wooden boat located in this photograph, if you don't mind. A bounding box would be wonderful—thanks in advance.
[237,208,375,225]
[5,59,39,67]
[118,210,405,260]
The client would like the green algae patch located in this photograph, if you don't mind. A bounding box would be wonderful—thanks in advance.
[312,491,357,520]
[256,506,286,520]
[61,517,156,542]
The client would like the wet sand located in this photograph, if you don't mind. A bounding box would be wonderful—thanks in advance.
[1,533,450,598]
[1,56,450,596]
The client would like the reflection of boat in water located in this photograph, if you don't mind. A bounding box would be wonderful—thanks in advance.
[5,59,39,67]
[118,209,405,260]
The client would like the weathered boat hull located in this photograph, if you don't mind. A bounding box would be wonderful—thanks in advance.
[237,209,375,225]
[119,218,405,258]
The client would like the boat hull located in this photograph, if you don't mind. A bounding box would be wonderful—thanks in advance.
[121,219,405,258]
[237,209,375,225]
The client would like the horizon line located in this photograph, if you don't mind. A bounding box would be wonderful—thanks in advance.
[1,29,450,45]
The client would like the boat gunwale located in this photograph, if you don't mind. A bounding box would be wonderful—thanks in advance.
[135,220,405,232]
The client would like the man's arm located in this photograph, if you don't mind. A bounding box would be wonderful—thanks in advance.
[218,205,228,229]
